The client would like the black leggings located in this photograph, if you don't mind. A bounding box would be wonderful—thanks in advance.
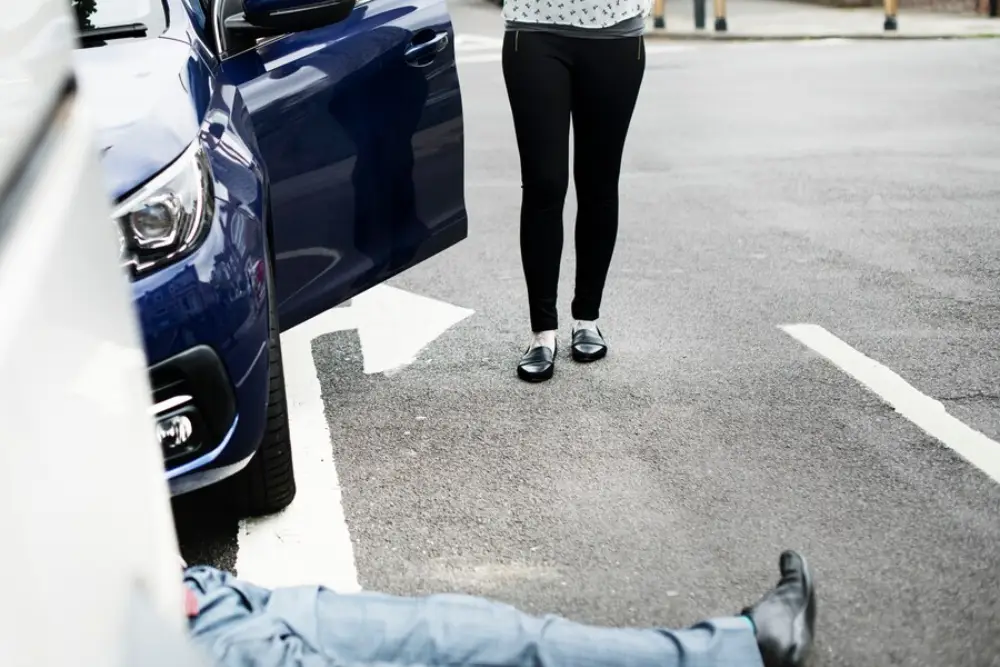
[502,30,645,332]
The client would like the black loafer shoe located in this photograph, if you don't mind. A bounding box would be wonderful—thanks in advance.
[571,328,607,362]
[517,345,555,382]
[741,551,817,667]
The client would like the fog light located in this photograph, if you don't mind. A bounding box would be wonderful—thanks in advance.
[157,414,193,451]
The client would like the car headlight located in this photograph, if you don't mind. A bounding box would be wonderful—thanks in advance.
[113,142,215,277]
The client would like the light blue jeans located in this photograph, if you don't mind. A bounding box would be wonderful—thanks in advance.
[185,566,764,667]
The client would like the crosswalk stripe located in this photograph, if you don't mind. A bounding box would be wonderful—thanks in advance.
[452,32,856,67]
[454,34,697,64]
[454,34,504,51]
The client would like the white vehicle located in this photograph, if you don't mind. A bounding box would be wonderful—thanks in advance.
[0,1,205,665]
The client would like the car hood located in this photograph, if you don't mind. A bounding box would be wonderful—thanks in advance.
[73,37,204,202]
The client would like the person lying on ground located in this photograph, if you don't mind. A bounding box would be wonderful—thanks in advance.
[181,549,817,667]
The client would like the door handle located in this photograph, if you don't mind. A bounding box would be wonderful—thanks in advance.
[404,32,449,66]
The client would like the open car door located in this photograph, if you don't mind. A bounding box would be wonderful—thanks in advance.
[214,0,467,331]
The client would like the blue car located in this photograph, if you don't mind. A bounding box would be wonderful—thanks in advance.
[71,0,467,517]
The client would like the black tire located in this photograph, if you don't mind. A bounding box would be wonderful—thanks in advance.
[227,263,296,517]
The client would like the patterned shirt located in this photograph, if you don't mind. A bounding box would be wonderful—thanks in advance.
[502,0,652,31]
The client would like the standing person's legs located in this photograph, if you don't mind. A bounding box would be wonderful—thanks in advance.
[568,35,645,347]
[502,31,573,340]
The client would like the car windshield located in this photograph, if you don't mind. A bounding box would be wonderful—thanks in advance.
[72,0,168,39]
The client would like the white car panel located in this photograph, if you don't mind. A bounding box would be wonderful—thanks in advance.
[0,0,76,191]
[0,1,193,665]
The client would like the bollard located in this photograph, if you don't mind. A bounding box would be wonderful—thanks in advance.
[883,0,898,30]
[694,0,706,29]
[713,0,728,31]
[652,0,666,29]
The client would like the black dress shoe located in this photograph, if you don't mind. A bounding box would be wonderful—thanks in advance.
[517,345,555,382]
[571,328,607,362]
[741,551,817,667]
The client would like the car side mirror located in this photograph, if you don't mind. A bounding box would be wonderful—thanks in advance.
[226,0,357,38]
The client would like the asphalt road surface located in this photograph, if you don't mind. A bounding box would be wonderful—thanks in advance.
[174,5,1000,666]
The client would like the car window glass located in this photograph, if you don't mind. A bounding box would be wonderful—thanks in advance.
[72,0,169,35]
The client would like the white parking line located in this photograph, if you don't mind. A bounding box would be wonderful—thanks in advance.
[234,327,362,593]
[453,32,852,66]
[454,34,504,51]
[781,323,1000,485]
[233,287,473,591]
[457,52,504,64]
[457,42,692,65]
[645,43,695,54]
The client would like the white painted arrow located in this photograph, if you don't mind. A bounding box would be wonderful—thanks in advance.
[235,285,473,592]
[283,284,474,375]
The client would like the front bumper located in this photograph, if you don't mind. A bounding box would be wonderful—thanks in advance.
[132,199,271,496]
[149,345,240,480]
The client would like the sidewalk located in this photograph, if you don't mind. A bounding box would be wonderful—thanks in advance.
[644,0,1000,39]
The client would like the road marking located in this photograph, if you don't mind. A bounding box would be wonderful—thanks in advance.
[455,34,503,51]
[458,53,503,64]
[234,286,473,591]
[796,38,850,45]
[453,32,850,66]
[645,43,696,54]
[288,285,474,375]
[455,34,693,65]
[781,323,1000,485]
[234,328,361,593]
[458,45,692,65]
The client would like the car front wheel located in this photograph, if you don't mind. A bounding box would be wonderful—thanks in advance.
[226,261,296,517]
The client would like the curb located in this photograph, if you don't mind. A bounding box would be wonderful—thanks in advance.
[642,29,1000,39]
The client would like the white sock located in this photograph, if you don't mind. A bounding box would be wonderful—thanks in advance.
[529,330,556,351]
[574,319,599,333]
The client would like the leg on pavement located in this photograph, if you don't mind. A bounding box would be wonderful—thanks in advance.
[185,551,816,667]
